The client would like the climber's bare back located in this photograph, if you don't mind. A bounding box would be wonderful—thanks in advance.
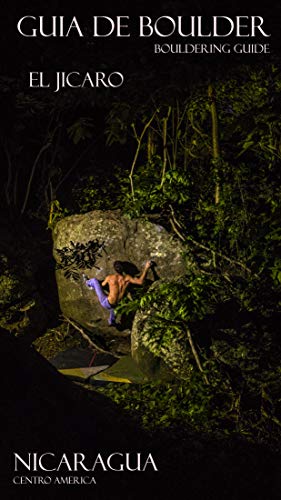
[102,261,151,306]
[102,274,131,305]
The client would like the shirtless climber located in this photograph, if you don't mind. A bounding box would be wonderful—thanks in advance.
[83,260,152,326]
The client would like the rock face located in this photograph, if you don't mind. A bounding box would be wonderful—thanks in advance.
[131,279,192,381]
[52,210,187,334]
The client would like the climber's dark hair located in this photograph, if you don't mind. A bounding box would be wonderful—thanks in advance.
[113,261,125,275]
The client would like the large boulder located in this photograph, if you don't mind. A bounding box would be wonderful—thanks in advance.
[131,279,193,381]
[52,210,188,335]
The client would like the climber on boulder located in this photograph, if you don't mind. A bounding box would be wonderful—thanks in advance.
[83,260,152,326]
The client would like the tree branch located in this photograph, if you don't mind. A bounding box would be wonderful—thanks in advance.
[20,141,52,215]
[160,106,171,188]
[169,206,254,275]
[62,316,122,358]
[129,110,158,200]
[186,327,209,385]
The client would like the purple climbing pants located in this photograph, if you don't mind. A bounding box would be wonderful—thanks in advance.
[86,278,116,325]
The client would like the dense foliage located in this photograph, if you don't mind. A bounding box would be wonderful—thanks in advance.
[92,64,281,446]
[55,239,105,280]
[99,272,281,447]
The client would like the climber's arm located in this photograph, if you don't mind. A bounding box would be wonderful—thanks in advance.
[127,261,151,285]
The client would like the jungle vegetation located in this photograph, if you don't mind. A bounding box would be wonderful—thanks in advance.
[1,0,281,451]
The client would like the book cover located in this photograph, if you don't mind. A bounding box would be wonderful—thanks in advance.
[1,1,281,499]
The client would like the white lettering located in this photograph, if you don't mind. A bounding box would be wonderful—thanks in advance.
[143,453,158,471]
[17,16,83,37]
[38,453,56,472]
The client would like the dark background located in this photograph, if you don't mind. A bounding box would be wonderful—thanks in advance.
[1,1,281,499]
